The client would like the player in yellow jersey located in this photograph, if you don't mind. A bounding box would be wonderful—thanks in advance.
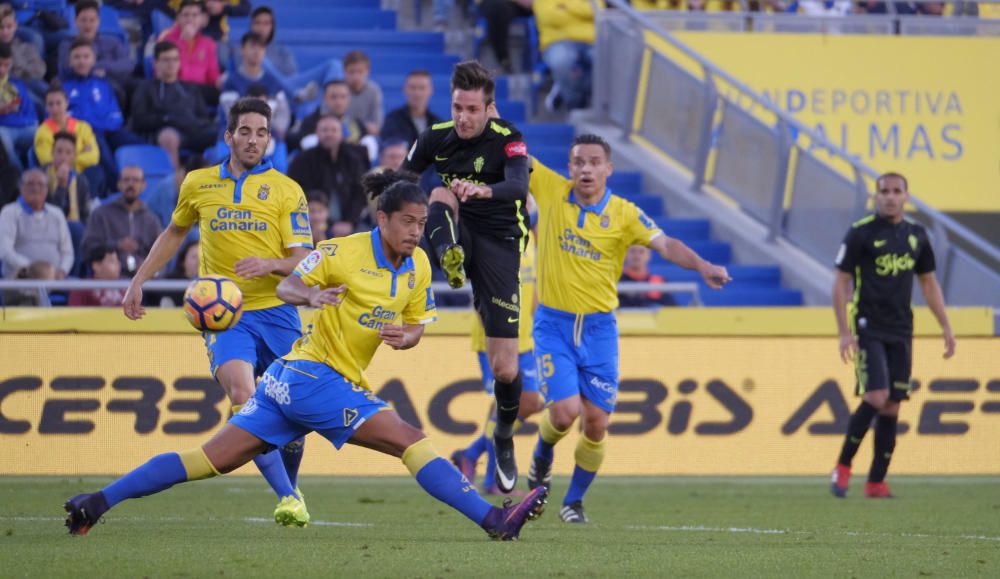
[66,171,549,541]
[451,210,544,495]
[525,134,731,523]
[120,98,313,526]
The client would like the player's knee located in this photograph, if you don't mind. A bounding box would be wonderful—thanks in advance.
[429,186,457,210]
[864,391,889,411]
[491,362,519,385]
[548,402,579,431]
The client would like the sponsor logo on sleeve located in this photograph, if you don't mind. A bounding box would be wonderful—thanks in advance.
[505,141,528,158]
[291,212,311,235]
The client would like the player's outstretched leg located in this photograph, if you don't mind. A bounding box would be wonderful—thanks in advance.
[865,412,898,498]
[354,410,547,540]
[64,424,266,536]
[426,193,465,288]
[529,410,569,490]
[492,368,523,493]
[831,400,879,498]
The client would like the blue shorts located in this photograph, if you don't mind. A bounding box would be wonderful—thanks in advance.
[230,359,388,449]
[477,350,540,396]
[205,304,301,378]
[533,305,619,413]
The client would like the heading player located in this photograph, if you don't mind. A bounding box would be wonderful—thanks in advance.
[526,135,730,523]
[66,171,548,540]
[121,98,313,526]
[403,61,530,493]
[830,172,955,499]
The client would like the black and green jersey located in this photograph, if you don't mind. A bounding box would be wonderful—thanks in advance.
[403,117,529,239]
[835,214,936,339]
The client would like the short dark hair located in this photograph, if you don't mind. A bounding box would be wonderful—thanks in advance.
[451,61,494,105]
[74,0,100,18]
[154,40,179,60]
[226,97,272,134]
[240,31,266,47]
[86,243,116,267]
[343,50,370,68]
[306,190,329,206]
[53,131,77,147]
[877,172,908,192]
[363,170,426,215]
[323,79,348,93]
[407,69,432,80]
[572,134,612,159]
[0,42,11,60]
[179,0,205,14]
[250,6,276,43]
[45,81,66,99]
[69,37,94,54]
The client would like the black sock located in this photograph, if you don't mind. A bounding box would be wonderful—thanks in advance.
[493,371,522,439]
[838,401,878,467]
[869,414,898,483]
[426,201,458,263]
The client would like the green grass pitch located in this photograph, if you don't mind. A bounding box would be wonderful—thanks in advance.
[2,476,998,577]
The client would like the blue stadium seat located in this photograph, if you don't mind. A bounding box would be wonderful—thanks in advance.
[245,30,444,51]
[520,123,574,148]
[651,241,730,264]
[115,145,173,182]
[629,195,664,217]
[607,173,642,193]
[701,289,803,307]
[264,8,396,30]
[655,218,710,241]
[375,76,509,102]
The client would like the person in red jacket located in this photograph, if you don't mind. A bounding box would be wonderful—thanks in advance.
[618,244,677,307]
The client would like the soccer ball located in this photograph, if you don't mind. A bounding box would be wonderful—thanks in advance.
[182,275,244,332]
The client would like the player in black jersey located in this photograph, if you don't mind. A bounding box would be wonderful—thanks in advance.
[830,172,955,499]
[403,61,530,493]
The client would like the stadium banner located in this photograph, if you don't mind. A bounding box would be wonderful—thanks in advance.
[1,334,997,476]
[672,33,1000,213]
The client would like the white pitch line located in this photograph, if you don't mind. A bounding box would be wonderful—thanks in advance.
[629,525,1000,542]
[244,517,373,528]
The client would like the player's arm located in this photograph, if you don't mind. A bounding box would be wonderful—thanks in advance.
[648,234,730,289]
[832,270,857,363]
[918,272,955,359]
[122,221,192,320]
[378,324,425,350]
[402,130,433,175]
[451,154,530,202]
[234,246,311,280]
[276,273,345,308]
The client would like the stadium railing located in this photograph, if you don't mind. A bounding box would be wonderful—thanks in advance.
[0,279,704,307]
[593,0,1000,307]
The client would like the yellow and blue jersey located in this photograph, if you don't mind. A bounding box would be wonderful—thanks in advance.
[172,159,313,311]
[529,158,663,314]
[470,234,537,354]
[285,228,438,389]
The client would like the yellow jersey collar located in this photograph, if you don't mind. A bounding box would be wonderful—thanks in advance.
[567,187,613,228]
[219,157,273,204]
[370,227,415,274]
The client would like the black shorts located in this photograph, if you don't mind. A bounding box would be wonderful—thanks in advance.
[855,333,913,401]
[460,220,522,339]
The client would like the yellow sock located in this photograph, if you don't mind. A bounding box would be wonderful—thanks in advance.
[401,438,439,477]
[539,410,570,446]
[178,448,221,481]
[574,434,607,473]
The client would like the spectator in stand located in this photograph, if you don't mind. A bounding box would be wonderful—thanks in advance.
[535,0,603,112]
[81,166,163,277]
[0,139,19,203]
[57,1,136,98]
[0,42,38,170]
[0,169,74,283]
[44,132,92,225]
[34,82,102,191]
[130,41,216,176]
[793,0,852,15]
[0,5,46,109]
[380,69,442,147]
[200,0,252,43]
[288,114,371,237]
[154,238,200,306]
[69,244,127,307]
[62,38,141,188]
[5,260,57,306]
[376,138,409,172]
[219,33,289,139]
[289,80,365,151]
[858,1,944,15]
[343,51,383,136]
[479,0,533,74]
[618,245,677,308]
[159,0,221,104]
[306,190,332,246]
[246,6,295,78]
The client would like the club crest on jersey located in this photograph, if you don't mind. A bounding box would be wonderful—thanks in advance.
[408,272,415,289]
[908,234,918,251]
[600,214,610,228]
[257,183,270,200]
[474,156,485,173]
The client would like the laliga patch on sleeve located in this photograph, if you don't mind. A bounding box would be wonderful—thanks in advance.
[407,141,417,161]
[638,209,656,230]
[835,243,846,265]
[505,141,528,158]
[296,250,323,275]
[291,212,311,235]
